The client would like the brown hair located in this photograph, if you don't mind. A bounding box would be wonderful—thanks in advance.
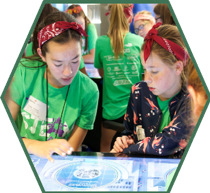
[154,4,175,25]
[31,4,56,54]
[22,11,82,66]
[107,4,132,59]
[141,24,190,88]
[187,62,208,119]
[67,4,91,51]
[185,62,208,143]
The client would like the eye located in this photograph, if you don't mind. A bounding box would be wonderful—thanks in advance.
[72,61,79,64]
[55,64,62,67]
[151,71,158,74]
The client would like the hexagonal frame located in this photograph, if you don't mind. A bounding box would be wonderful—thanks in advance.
[1,0,209,193]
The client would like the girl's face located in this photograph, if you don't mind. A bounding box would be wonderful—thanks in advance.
[75,16,85,30]
[134,20,153,38]
[140,51,182,101]
[155,14,163,24]
[38,39,81,88]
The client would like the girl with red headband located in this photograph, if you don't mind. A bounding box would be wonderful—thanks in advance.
[25,5,87,76]
[7,11,99,162]
[94,4,144,152]
[111,23,194,156]
[133,10,155,38]
[66,5,98,64]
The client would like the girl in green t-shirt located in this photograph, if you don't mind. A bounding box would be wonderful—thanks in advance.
[94,4,144,152]
[66,5,98,64]
[6,11,99,163]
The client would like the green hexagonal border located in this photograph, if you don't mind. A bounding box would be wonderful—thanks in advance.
[1,0,210,193]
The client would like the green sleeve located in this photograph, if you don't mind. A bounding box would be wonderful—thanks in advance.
[10,64,25,106]
[76,89,99,130]
[94,38,103,69]
[79,56,85,69]
[87,23,98,51]
[25,42,34,56]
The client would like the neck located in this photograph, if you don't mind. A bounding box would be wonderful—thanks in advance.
[158,80,182,101]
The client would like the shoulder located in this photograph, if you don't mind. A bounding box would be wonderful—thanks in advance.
[96,35,109,45]
[76,71,98,93]
[126,32,144,42]
[16,58,45,72]
[87,23,97,34]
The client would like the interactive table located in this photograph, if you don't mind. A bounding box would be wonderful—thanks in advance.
[30,152,180,191]
[85,63,101,79]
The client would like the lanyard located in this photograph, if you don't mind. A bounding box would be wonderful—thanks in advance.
[45,67,70,141]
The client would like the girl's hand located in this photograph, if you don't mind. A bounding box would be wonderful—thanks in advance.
[113,136,134,153]
[26,139,74,162]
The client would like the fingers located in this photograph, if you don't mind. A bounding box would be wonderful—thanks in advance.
[55,139,74,155]
[113,137,127,152]
[46,154,54,163]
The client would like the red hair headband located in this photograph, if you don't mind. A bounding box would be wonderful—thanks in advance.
[37,21,88,48]
[105,4,134,18]
[65,6,83,14]
[134,14,155,25]
[144,22,189,65]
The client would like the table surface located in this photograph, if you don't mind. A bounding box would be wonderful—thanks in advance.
[30,152,180,192]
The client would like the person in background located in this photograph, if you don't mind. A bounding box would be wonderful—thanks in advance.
[66,5,98,64]
[133,10,155,38]
[94,4,144,152]
[6,11,99,162]
[129,3,155,34]
[153,4,176,25]
[111,23,194,156]
[165,62,208,191]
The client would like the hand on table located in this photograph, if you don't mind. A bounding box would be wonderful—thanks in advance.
[112,135,134,153]
[27,139,74,162]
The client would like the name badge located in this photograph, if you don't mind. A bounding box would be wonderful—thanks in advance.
[23,95,48,121]
[136,125,145,141]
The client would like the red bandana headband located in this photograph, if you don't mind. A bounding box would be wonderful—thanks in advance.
[144,22,189,65]
[65,6,83,14]
[105,4,134,18]
[37,21,88,48]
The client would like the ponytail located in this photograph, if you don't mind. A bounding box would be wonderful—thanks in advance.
[107,4,131,59]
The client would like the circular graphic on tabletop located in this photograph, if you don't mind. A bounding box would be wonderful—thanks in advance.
[164,167,177,182]
[54,161,121,189]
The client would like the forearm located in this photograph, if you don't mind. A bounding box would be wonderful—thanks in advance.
[22,138,41,155]
[83,54,94,63]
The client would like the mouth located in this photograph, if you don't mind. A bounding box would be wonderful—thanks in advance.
[148,87,155,92]
[62,77,72,82]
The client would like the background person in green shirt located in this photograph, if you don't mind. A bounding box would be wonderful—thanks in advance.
[6,11,99,163]
[94,4,144,152]
[66,5,98,64]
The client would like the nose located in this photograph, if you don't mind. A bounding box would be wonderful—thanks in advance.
[144,71,152,84]
[63,64,73,77]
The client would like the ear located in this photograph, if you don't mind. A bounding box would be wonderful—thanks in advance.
[128,16,133,24]
[175,60,183,75]
[37,48,46,62]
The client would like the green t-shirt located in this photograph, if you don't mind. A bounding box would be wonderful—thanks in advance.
[157,96,174,133]
[25,42,85,70]
[11,59,99,141]
[82,23,98,55]
[94,32,144,120]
